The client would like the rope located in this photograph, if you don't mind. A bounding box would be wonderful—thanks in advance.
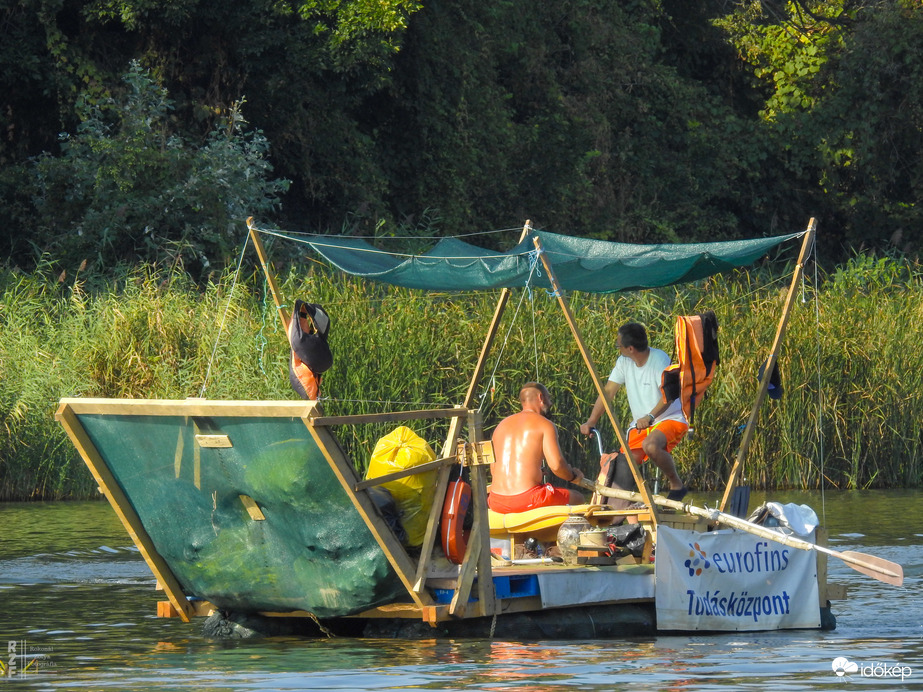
[478,253,543,412]
[198,233,251,397]
[489,612,498,638]
[258,225,524,242]
[258,227,535,262]
[306,612,335,638]
[531,288,539,379]
[524,249,544,378]
[255,282,274,377]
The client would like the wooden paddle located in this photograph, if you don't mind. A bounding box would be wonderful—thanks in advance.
[575,478,904,586]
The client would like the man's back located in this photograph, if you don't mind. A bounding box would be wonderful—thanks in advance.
[487,382,584,512]
[490,410,553,495]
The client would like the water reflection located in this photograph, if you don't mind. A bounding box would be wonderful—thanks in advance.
[0,492,920,690]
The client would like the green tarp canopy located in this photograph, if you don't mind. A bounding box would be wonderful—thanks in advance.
[284,229,805,293]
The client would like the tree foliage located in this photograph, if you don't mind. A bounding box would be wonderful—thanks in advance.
[10,62,288,276]
[374,1,761,243]
[1,0,921,273]
[715,0,923,254]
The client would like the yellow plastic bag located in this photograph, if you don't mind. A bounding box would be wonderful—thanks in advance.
[366,426,437,546]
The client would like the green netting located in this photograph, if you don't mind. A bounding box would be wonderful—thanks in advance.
[78,413,404,617]
[291,230,804,293]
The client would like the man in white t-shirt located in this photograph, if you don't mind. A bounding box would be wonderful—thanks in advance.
[580,322,689,501]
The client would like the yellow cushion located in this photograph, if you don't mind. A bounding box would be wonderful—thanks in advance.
[488,504,599,542]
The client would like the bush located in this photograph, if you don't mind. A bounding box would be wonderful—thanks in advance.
[16,61,289,279]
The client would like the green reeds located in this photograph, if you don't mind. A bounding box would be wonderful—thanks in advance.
[2,252,922,499]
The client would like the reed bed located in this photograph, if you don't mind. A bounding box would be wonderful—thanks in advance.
[2,250,922,500]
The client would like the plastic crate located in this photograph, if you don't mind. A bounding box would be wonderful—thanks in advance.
[494,574,539,599]
[431,573,540,603]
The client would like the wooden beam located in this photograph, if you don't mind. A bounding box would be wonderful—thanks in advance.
[239,495,266,521]
[424,604,451,624]
[449,412,498,617]
[532,235,660,527]
[350,603,428,619]
[58,397,318,418]
[301,406,433,610]
[247,217,290,331]
[442,220,533,455]
[816,526,829,606]
[308,408,468,427]
[55,403,195,622]
[449,526,480,618]
[158,599,215,618]
[411,461,454,594]
[719,219,817,513]
[436,222,532,606]
[258,603,436,620]
[354,454,459,491]
[468,413,498,616]
[195,434,232,448]
[430,222,532,604]
[173,426,185,479]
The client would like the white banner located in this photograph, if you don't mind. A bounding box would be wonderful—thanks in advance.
[655,525,821,631]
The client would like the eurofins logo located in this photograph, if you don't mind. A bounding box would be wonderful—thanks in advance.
[684,542,711,576]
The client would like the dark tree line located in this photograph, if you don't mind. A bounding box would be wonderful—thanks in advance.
[1,0,921,278]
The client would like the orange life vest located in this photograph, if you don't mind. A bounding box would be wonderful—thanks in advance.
[290,350,321,400]
[661,311,719,424]
[287,300,332,400]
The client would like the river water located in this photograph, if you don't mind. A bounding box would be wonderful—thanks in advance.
[1,490,920,690]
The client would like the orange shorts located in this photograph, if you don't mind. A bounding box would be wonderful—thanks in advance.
[487,483,571,514]
[624,419,688,462]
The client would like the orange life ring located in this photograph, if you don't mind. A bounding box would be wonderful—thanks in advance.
[441,479,471,564]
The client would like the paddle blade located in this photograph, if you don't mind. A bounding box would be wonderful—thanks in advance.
[840,550,904,586]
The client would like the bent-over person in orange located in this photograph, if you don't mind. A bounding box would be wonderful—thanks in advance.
[488,382,585,514]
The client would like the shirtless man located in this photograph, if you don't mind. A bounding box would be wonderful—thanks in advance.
[488,382,585,513]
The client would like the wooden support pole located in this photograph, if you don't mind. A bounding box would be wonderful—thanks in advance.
[531,236,660,526]
[442,220,533,455]
[247,217,290,332]
[302,408,433,611]
[432,221,531,608]
[354,454,460,492]
[467,410,497,616]
[581,477,903,586]
[719,219,817,513]
[412,462,453,596]
[55,403,195,622]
